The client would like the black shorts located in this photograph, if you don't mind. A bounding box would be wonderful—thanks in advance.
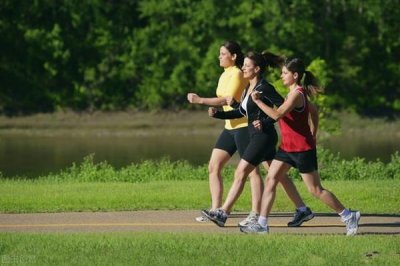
[242,129,277,166]
[274,148,318,173]
[214,127,249,157]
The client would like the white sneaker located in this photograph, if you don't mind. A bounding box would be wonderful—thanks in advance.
[195,215,209,222]
[238,211,259,227]
[240,222,269,234]
[342,210,361,236]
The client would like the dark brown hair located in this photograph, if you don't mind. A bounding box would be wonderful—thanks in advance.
[223,41,244,68]
[246,51,284,77]
[284,57,323,97]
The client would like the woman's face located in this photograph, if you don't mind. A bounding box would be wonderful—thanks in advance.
[281,66,296,87]
[219,46,235,68]
[242,57,258,79]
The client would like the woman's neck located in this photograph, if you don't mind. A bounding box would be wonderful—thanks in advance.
[249,76,260,88]
[224,65,235,70]
[289,83,298,91]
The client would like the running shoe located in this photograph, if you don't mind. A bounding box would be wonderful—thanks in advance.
[195,215,209,222]
[287,207,315,227]
[238,211,259,227]
[202,208,227,227]
[196,209,215,222]
[240,222,269,234]
[342,210,361,236]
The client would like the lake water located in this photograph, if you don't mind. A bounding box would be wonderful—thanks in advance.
[1,130,399,178]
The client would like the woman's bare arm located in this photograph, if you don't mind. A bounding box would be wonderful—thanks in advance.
[308,102,319,139]
[187,93,228,106]
[251,90,303,121]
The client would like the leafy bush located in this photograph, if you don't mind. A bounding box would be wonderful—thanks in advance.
[288,148,400,181]
[31,148,400,183]
[45,154,209,183]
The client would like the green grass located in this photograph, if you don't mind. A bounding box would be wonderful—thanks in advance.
[1,167,398,266]
[0,233,399,265]
[0,179,398,214]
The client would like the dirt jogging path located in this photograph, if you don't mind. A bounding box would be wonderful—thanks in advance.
[0,211,399,235]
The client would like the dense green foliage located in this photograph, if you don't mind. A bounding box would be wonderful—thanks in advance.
[0,233,399,265]
[0,0,399,115]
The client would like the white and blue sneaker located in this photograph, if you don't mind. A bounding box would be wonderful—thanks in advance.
[342,210,361,236]
[238,211,259,227]
[195,215,209,222]
[240,222,269,234]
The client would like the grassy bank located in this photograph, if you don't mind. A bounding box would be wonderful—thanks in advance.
[0,149,399,213]
[0,110,398,137]
[0,233,399,265]
[0,110,221,137]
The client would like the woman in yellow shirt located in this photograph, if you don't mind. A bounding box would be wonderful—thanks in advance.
[187,41,263,225]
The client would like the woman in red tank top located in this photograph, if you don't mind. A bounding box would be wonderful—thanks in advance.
[278,85,316,152]
[240,57,361,236]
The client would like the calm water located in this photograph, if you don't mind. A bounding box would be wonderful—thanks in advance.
[0,134,216,177]
[0,131,399,178]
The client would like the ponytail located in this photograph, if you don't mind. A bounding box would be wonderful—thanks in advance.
[261,51,284,69]
[246,51,284,77]
[303,70,323,97]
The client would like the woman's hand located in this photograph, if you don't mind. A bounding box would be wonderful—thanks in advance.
[187,93,201,104]
[251,91,262,102]
[253,120,262,131]
[208,107,217,117]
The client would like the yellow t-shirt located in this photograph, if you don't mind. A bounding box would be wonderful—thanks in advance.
[216,66,248,129]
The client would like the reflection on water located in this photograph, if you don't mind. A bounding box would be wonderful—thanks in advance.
[0,131,399,178]
[0,134,218,177]
[321,134,399,162]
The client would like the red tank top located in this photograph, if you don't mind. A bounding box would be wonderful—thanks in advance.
[279,87,316,152]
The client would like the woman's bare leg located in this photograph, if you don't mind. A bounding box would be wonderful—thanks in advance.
[301,171,345,213]
[261,161,305,208]
[248,166,263,213]
[221,159,256,213]
[208,148,231,210]
[260,160,292,217]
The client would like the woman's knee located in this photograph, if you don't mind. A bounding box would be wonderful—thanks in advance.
[233,168,249,182]
[307,186,324,198]
[208,159,225,174]
[248,167,262,180]
[264,176,279,192]
[208,150,230,174]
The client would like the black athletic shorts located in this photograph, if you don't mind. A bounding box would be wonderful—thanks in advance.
[274,148,318,173]
[214,127,249,157]
[241,128,277,166]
